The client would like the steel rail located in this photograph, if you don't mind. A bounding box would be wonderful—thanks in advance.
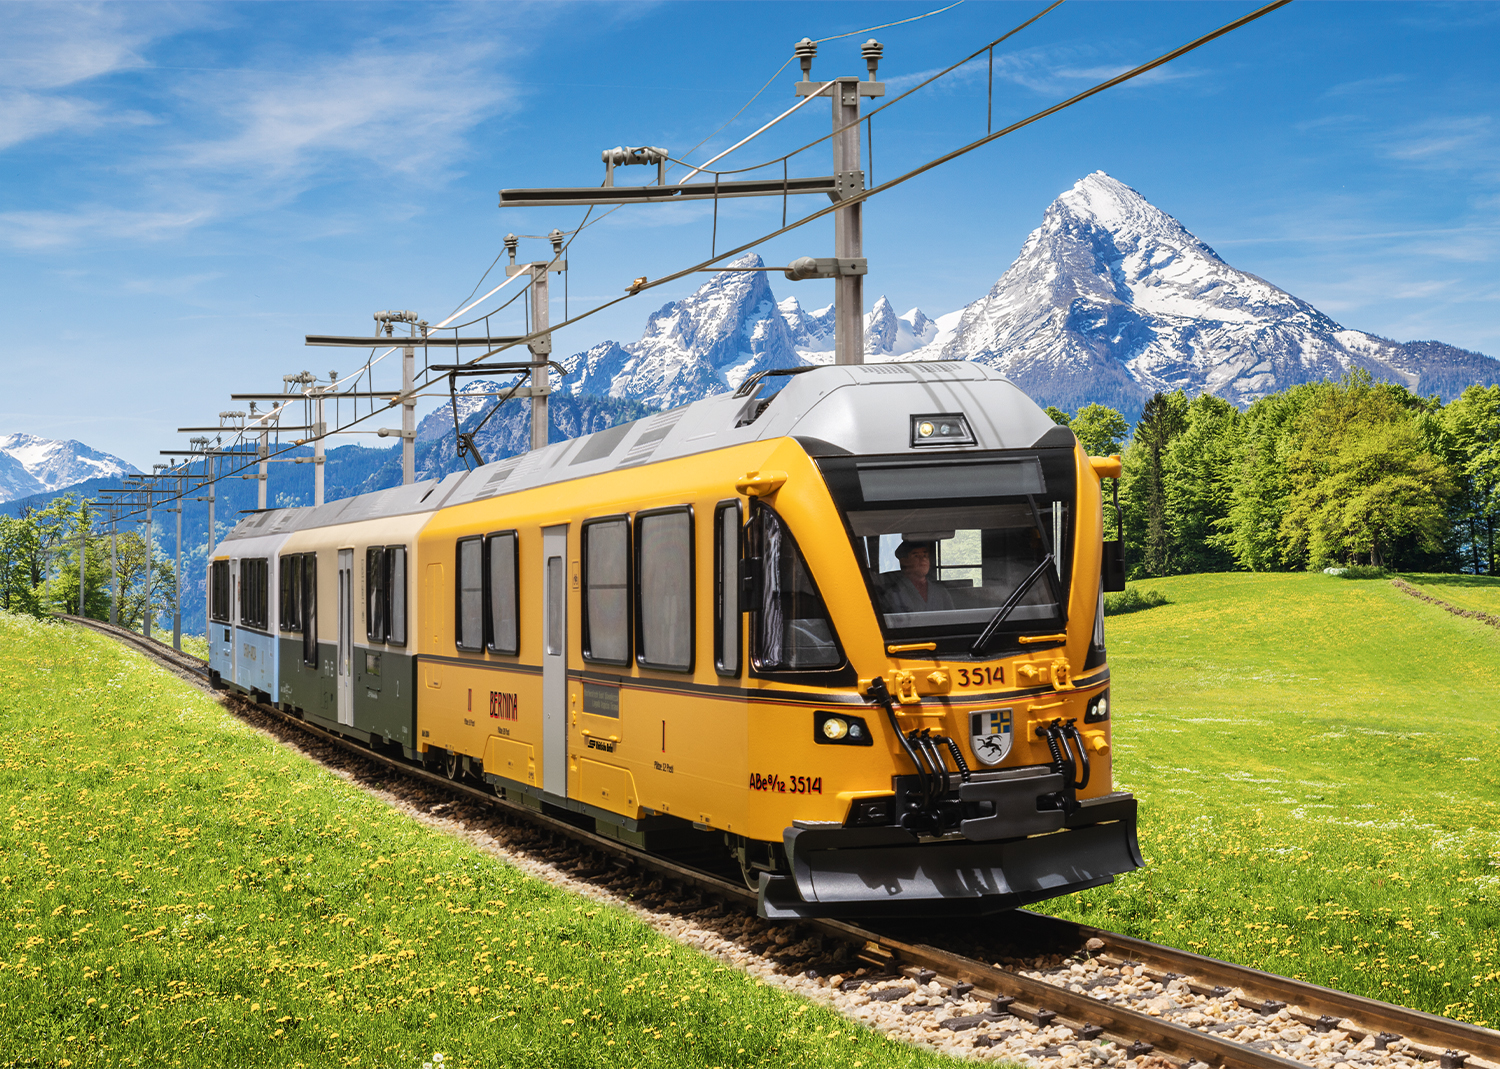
[66,615,1500,1069]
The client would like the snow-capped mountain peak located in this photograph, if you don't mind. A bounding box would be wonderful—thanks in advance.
[0,432,140,504]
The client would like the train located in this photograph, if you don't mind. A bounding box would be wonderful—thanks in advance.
[207,361,1142,918]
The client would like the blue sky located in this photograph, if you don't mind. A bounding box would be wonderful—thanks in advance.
[3,1,1498,470]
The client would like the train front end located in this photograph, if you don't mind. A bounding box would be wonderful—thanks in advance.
[735,365,1141,918]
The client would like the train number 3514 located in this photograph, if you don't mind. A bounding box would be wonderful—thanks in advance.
[749,773,822,794]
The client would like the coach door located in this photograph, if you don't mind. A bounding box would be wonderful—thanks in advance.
[229,558,240,685]
[541,525,568,798]
[337,548,354,726]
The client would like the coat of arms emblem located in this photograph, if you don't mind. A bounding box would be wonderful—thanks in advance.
[970,708,1013,766]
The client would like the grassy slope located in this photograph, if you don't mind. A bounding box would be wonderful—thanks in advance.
[0,615,959,1069]
[1038,573,1500,1027]
[1396,573,1500,617]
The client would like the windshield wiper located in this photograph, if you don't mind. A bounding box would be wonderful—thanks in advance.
[968,552,1055,656]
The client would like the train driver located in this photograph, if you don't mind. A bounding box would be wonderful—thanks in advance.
[879,539,955,615]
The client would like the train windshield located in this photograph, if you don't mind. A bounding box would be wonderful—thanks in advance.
[817,452,1076,652]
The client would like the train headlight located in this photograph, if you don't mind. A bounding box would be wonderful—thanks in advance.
[910,412,975,448]
[814,711,873,746]
[1084,688,1111,724]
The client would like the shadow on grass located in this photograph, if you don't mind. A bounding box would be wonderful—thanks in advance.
[1396,573,1500,589]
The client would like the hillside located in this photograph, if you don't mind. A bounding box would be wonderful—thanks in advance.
[1039,572,1500,1026]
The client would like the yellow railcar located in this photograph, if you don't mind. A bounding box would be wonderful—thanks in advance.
[209,363,1140,918]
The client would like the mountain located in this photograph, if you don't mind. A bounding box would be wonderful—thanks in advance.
[561,254,941,408]
[0,433,139,504]
[555,172,1499,420]
[915,171,1500,416]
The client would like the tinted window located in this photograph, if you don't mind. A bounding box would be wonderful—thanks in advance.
[302,555,318,666]
[456,538,484,651]
[240,558,269,631]
[387,546,407,647]
[749,504,841,671]
[546,556,564,657]
[211,560,231,623]
[582,518,629,665]
[366,547,387,643]
[714,502,741,676]
[488,532,518,655]
[637,509,693,672]
[279,555,302,632]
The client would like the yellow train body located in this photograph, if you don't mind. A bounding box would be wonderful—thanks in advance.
[209,364,1141,918]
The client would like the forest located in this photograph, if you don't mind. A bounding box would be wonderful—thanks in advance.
[1049,373,1500,578]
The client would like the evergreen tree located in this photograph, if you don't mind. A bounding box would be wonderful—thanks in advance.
[1131,391,1189,576]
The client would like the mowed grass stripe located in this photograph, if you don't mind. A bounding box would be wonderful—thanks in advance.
[1396,574,1500,619]
[0,614,959,1069]
[1037,573,1500,1028]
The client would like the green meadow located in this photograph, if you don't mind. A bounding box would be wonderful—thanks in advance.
[1039,573,1500,1028]
[0,614,958,1069]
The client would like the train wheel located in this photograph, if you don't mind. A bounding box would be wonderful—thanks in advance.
[443,750,460,780]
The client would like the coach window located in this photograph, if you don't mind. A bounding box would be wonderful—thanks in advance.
[211,560,231,624]
[636,508,693,672]
[240,558,269,632]
[280,555,303,632]
[487,531,519,656]
[366,547,387,643]
[302,554,318,666]
[387,546,407,647]
[747,502,842,671]
[456,537,484,651]
[713,501,741,676]
[582,517,630,666]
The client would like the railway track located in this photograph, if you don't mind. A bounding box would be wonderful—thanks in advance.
[68,615,1500,1069]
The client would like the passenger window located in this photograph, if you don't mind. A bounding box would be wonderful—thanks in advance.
[279,555,303,632]
[748,503,842,671]
[456,537,484,651]
[387,546,407,647]
[240,558,269,631]
[211,560,231,623]
[582,517,630,665]
[302,555,318,666]
[487,532,519,655]
[714,501,741,676]
[366,547,387,643]
[636,508,693,672]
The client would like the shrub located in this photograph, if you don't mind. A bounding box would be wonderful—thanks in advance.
[1104,585,1168,615]
[1337,564,1388,579]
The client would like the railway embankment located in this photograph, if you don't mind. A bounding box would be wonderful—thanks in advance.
[0,612,958,1069]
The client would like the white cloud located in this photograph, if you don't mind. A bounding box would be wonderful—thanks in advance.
[0,206,216,250]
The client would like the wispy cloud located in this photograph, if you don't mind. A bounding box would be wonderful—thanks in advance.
[0,205,217,250]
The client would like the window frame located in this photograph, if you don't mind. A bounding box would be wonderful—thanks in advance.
[713,500,742,677]
[454,536,486,652]
[210,560,231,624]
[634,505,695,674]
[239,557,269,632]
[365,546,387,644]
[581,515,632,667]
[485,530,520,656]
[386,545,407,648]
[301,553,318,667]
[746,500,847,677]
[279,554,303,633]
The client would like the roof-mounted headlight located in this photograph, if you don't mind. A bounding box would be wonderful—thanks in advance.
[910,412,975,448]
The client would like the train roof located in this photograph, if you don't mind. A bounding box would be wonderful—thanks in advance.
[217,362,1063,546]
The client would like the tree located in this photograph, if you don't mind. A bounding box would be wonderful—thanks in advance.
[1043,405,1071,427]
[1442,384,1500,574]
[1130,391,1189,576]
[1279,374,1454,568]
[1069,403,1129,456]
[1165,393,1240,573]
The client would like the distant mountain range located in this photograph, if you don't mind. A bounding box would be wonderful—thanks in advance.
[555,170,1500,419]
[0,433,138,505]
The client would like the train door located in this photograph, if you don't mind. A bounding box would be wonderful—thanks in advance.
[337,548,353,726]
[542,525,568,797]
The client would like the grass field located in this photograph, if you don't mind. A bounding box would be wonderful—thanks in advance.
[1037,572,1500,1028]
[0,614,959,1069]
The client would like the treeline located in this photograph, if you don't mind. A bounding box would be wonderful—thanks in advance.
[1047,373,1500,577]
[0,495,176,625]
